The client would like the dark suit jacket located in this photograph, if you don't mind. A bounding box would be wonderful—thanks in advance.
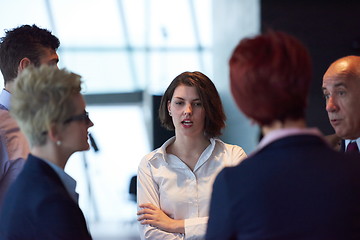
[340,139,346,152]
[206,134,360,240]
[0,154,92,240]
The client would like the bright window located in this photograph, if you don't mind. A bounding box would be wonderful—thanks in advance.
[0,1,213,238]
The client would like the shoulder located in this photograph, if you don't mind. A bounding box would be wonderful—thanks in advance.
[0,110,29,160]
[139,148,161,165]
[138,148,166,176]
[222,141,246,155]
[3,158,71,213]
[16,157,63,191]
[0,111,19,144]
[0,109,16,129]
[214,138,245,152]
[139,137,175,169]
[213,138,247,166]
[0,157,89,238]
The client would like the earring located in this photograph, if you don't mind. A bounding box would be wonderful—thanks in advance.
[56,140,62,146]
[169,111,172,116]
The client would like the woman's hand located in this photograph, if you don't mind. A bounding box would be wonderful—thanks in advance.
[137,203,185,234]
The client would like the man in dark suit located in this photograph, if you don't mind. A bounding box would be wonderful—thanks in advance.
[322,56,360,153]
[206,31,360,239]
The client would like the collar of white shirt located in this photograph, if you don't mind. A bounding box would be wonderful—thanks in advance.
[345,138,360,151]
[151,136,218,166]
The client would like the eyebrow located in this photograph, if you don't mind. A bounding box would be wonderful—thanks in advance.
[322,82,347,91]
[173,97,201,101]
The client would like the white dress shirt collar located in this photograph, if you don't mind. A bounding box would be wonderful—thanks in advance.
[150,136,218,168]
[345,138,360,151]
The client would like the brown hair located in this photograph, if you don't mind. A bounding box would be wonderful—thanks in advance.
[0,24,60,84]
[159,71,226,138]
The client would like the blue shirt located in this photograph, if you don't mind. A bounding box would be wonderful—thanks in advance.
[0,89,30,206]
[0,89,11,110]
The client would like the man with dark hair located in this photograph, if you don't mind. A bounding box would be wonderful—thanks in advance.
[0,24,60,205]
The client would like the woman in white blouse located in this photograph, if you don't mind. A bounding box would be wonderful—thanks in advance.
[137,71,247,239]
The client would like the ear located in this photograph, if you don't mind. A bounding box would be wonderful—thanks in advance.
[18,57,31,73]
[48,123,61,144]
[167,100,171,112]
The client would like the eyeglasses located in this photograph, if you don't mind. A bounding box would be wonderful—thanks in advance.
[63,111,91,125]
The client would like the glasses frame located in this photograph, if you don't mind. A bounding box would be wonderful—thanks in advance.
[63,111,91,125]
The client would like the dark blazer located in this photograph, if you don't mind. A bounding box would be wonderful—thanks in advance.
[340,139,346,152]
[206,134,360,240]
[0,154,92,240]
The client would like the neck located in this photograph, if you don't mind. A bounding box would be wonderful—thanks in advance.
[4,82,14,93]
[262,118,306,136]
[173,134,209,151]
[31,143,70,169]
[167,135,210,159]
[167,134,210,170]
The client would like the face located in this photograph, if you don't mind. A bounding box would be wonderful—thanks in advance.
[60,94,94,154]
[39,47,59,67]
[167,85,205,138]
[322,61,360,139]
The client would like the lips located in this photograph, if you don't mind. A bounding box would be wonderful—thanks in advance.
[330,118,342,126]
[181,119,193,126]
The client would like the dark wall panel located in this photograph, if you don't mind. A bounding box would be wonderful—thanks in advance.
[152,95,174,150]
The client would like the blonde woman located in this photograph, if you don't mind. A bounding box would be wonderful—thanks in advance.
[0,65,93,239]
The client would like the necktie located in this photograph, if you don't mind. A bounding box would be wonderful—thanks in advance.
[346,141,359,152]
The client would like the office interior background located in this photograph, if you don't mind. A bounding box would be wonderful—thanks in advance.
[1,0,359,239]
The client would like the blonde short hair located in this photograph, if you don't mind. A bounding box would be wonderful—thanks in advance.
[11,65,82,146]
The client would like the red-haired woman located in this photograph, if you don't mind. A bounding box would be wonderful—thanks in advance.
[206,31,360,239]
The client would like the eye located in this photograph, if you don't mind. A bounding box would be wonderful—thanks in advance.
[193,102,202,107]
[337,91,346,96]
[322,89,330,99]
[175,101,184,105]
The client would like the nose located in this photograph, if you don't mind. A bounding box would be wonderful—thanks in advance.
[184,103,192,115]
[88,118,94,128]
[326,96,338,112]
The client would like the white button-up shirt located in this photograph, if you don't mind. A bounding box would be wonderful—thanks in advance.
[137,137,247,240]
